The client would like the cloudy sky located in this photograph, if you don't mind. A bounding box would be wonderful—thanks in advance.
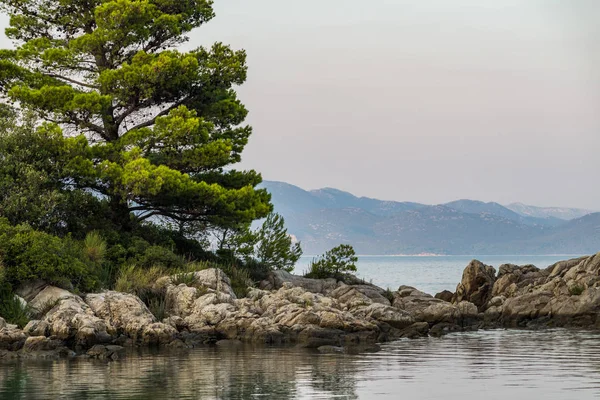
[0,1,599,209]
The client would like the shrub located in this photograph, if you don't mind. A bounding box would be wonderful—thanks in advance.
[171,271,199,286]
[0,219,97,291]
[569,285,585,296]
[114,265,166,298]
[305,244,358,280]
[383,288,395,303]
[135,245,185,270]
[147,295,167,321]
[241,258,271,282]
[0,261,6,287]
[115,265,168,320]
[0,285,31,328]
[83,231,107,263]
[219,264,254,298]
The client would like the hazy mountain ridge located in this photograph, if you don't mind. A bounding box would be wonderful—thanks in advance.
[506,202,593,221]
[260,181,599,255]
[444,199,564,227]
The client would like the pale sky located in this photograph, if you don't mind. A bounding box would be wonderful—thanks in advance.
[1,1,599,209]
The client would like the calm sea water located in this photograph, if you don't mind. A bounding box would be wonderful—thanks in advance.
[2,255,595,399]
[2,329,600,399]
[294,255,573,295]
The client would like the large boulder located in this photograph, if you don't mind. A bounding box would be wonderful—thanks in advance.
[329,284,391,308]
[30,286,112,346]
[0,320,26,351]
[352,303,414,329]
[435,290,454,302]
[560,253,600,289]
[15,280,48,302]
[393,286,479,327]
[85,291,176,345]
[259,270,338,295]
[492,264,548,298]
[453,260,496,310]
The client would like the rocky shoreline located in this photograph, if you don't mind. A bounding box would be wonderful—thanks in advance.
[1,252,600,359]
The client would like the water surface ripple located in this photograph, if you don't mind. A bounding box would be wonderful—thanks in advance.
[2,329,600,399]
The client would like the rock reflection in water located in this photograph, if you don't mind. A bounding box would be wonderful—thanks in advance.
[0,345,361,400]
[3,329,600,399]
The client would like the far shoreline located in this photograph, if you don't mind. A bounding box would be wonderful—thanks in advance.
[300,254,584,258]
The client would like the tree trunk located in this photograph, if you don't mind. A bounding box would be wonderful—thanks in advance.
[109,194,132,231]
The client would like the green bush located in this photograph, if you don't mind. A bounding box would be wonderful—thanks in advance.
[114,265,166,298]
[240,258,271,282]
[569,285,585,296]
[305,244,358,280]
[83,231,107,264]
[219,264,254,298]
[0,285,31,328]
[0,219,97,291]
[115,265,168,320]
[135,245,185,270]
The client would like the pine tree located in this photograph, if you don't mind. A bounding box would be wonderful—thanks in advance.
[0,0,271,232]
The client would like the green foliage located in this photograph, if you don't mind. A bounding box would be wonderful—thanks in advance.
[0,218,97,291]
[305,244,358,279]
[0,0,272,234]
[147,295,167,321]
[170,271,199,287]
[0,0,288,301]
[83,231,107,264]
[254,213,302,272]
[569,285,584,296]
[0,110,108,237]
[240,258,271,282]
[218,264,253,298]
[114,264,169,319]
[135,245,185,270]
[0,285,31,328]
[383,288,395,303]
[114,265,166,298]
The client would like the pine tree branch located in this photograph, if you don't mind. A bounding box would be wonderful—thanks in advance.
[125,97,189,132]
[45,73,99,89]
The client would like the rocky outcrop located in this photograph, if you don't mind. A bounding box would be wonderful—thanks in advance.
[453,260,496,310]
[15,280,49,302]
[393,286,479,328]
[481,253,600,328]
[329,284,391,306]
[164,281,384,346]
[27,286,112,347]
[259,270,338,295]
[157,268,237,298]
[86,291,177,345]
[435,290,454,302]
[3,253,600,358]
[0,318,26,352]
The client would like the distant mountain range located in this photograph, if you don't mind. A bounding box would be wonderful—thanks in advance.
[259,181,599,255]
